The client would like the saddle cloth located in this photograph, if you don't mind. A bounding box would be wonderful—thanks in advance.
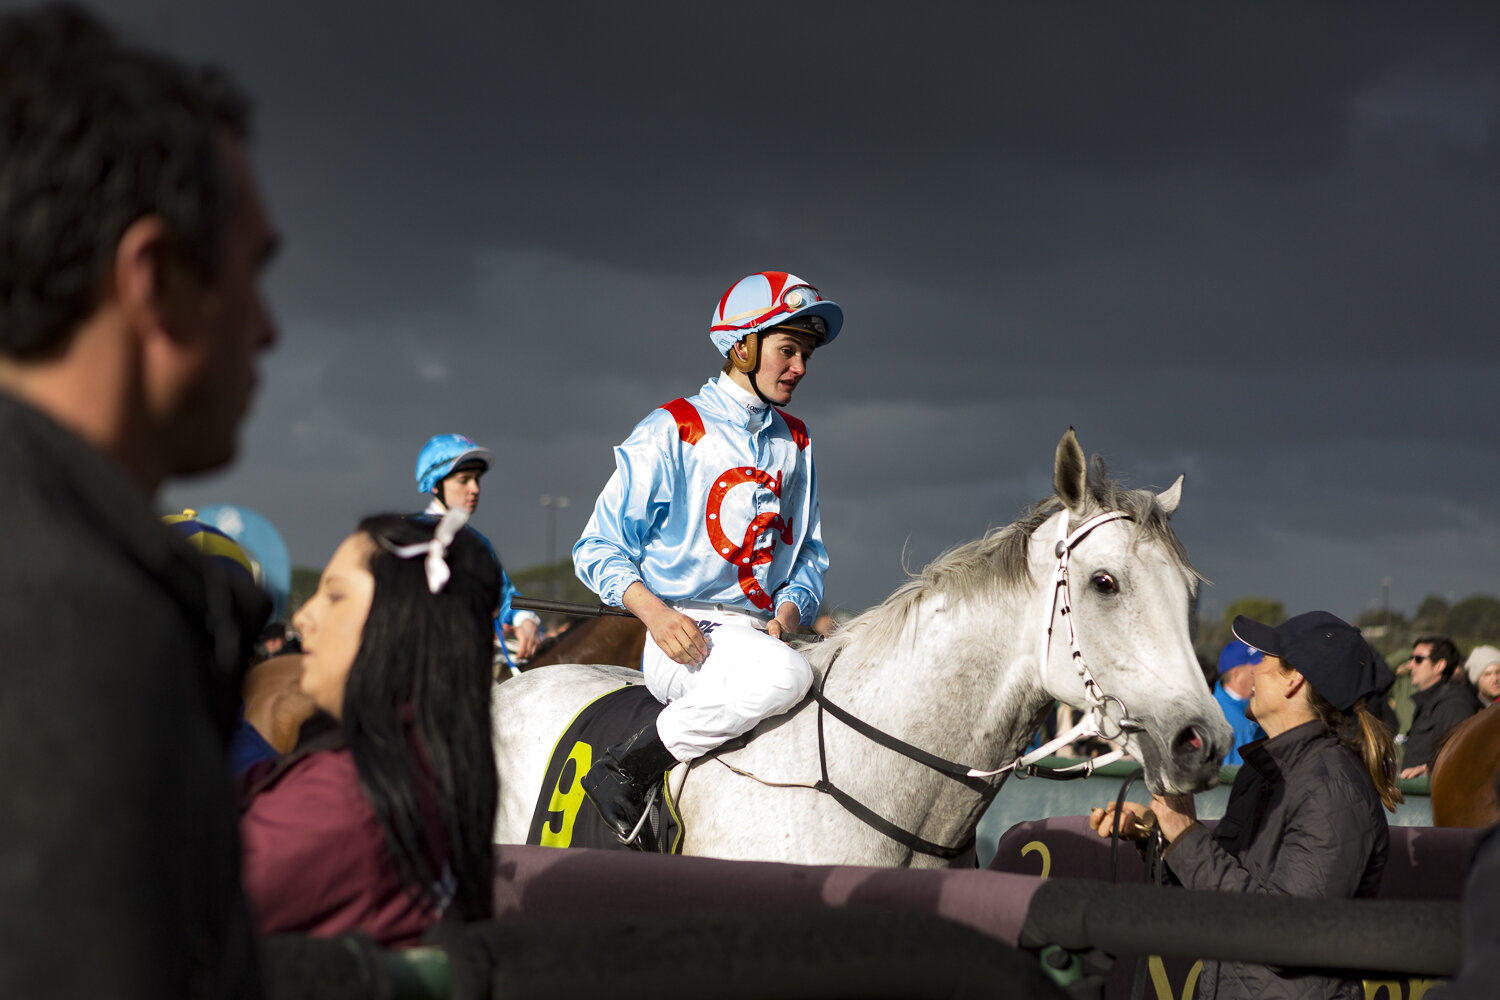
[526,684,684,854]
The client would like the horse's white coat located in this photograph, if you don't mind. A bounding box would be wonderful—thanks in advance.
[493,430,1231,868]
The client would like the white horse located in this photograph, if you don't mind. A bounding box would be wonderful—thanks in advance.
[493,429,1231,868]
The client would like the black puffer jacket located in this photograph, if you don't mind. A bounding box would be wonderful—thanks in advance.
[1164,720,1389,1000]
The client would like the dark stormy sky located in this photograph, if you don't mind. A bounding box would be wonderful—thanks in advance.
[85,2,1500,623]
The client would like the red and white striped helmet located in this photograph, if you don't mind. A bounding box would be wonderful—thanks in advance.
[708,271,843,357]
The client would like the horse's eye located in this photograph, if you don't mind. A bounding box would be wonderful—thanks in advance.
[1091,571,1119,594]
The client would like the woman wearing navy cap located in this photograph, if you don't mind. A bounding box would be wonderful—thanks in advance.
[1092,610,1402,1000]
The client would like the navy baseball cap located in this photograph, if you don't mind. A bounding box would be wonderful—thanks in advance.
[1231,610,1393,712]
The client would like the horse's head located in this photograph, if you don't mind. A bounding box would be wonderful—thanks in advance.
[1035,429,1231,795]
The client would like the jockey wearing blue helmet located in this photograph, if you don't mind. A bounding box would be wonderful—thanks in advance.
[414,434,540,661]
[415,434,495,503]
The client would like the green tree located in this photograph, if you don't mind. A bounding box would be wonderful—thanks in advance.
[1447,595,1500,643]
[510,559,596,605]
[1195,597,1285,671]
[1414,594,1450,632]
[1224,597,1285,628]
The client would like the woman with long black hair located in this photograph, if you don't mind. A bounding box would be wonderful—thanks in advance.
[241,510,499,946]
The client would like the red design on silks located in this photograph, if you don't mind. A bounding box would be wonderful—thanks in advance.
[774,408,809,451]
[659,399,705,445]
[705,466,794,611]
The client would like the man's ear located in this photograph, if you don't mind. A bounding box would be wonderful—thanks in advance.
[111,215,193,345]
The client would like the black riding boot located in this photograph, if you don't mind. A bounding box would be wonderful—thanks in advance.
[581,723,678,841]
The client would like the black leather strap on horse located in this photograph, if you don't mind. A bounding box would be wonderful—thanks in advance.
[811,677,984,861]
[812,685,994,794]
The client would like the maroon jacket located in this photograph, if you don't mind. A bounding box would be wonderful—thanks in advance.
[240,733,451,948]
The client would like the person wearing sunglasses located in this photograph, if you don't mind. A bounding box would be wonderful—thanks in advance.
[573,271,839,843]
[1400,634,1480,778]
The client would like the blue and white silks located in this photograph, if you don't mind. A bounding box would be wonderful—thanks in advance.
[574,376,829,761]
[573,376,827,625]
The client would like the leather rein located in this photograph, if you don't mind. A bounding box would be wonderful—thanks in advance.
[810,508,1146,860]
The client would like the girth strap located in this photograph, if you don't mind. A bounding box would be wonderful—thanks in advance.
[811,681,982,861]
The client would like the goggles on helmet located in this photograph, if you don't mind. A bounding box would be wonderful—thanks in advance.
[708,271,843,358]
[779,284,822,312]
[715,283,826,331]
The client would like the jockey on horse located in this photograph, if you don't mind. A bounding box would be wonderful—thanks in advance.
[415,434,542,664]
[573,271,840,842]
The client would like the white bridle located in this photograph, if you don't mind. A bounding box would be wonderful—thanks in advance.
[1003,508,1143,778]
[934,507,1144,783]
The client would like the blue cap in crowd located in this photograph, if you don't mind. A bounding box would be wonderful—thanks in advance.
[1217,638,1263,676]
[1231,610,1392,712]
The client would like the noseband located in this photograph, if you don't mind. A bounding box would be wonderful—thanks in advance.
[805,507,1144,858]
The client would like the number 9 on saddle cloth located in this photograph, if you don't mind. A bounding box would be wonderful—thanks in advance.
[527,686,683,854]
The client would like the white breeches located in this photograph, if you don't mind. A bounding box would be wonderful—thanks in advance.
[644,609,813,763]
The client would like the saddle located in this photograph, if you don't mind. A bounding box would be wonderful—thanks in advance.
[526,685,684,854]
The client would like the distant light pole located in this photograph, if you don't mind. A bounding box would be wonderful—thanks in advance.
[1382,576,1393,651]
[540,495,570,597]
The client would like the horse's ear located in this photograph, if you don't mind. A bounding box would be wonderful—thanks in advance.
[1156,474,1185,517]
[1054,427,1087,513]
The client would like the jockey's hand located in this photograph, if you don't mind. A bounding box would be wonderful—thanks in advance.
[766,603,801,643]
[646,609,708,666]
[513,618,540,659]
[1400,764,1429,780]
[622,583,708,667]
[1148,793,1199,842]
[1088,801,1156,841]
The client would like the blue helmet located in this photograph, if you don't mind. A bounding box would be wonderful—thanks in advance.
[415,434,495,494]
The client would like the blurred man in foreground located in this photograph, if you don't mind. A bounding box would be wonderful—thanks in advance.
[0,6,277,995]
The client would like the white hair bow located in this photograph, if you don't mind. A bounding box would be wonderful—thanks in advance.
[380,506,469,593]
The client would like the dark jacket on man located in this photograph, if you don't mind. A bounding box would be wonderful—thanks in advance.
[0,391,268,998]
[1164,720,1389,1000]
[1403,679,1481,771]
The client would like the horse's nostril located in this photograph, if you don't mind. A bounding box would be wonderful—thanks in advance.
[1173,725,1206,757]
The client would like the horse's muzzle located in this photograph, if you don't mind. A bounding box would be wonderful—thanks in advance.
[1136,714,1231,795]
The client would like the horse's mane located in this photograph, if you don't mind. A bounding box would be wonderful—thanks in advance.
[802,456,1196,672]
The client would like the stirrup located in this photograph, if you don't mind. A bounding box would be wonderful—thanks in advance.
[617,783,659,845]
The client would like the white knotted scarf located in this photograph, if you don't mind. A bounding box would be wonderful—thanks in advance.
[378,506,469,593]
